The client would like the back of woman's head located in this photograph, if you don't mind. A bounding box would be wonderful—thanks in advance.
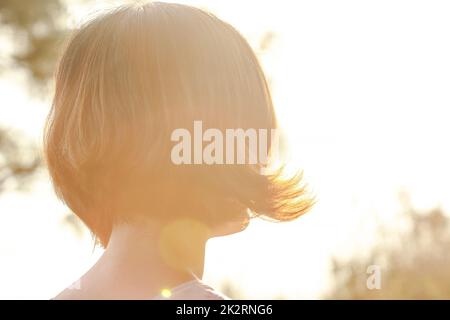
[44,2,313,246]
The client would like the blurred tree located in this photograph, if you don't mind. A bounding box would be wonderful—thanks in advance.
[327,194,450,299]
[0,0,66,83]
[0,0,68,193]
[0,127,40,192]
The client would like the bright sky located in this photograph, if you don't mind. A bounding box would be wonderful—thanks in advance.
[1,0,450,299]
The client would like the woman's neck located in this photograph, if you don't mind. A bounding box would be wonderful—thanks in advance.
[57,219,209,299]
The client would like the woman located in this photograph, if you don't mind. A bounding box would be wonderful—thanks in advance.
[45,1,312,300]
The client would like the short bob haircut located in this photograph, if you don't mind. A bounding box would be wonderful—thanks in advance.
[45,2,313,246]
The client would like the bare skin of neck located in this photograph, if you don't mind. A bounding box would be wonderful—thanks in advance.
[54,219,209,300]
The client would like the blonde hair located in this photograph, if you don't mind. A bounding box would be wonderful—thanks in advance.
[44,2,313,246]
